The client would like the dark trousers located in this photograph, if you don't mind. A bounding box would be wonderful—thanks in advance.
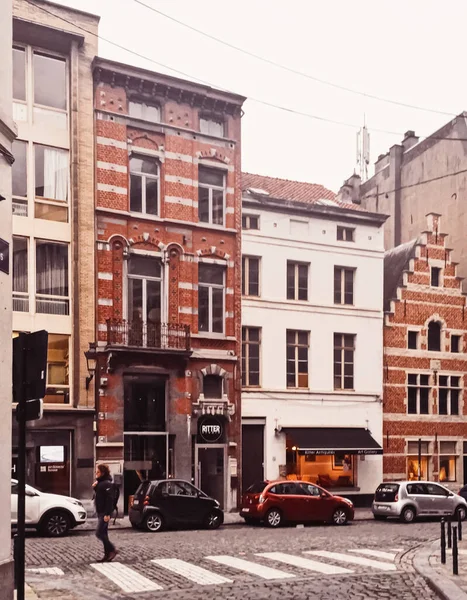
[96,514,115,556]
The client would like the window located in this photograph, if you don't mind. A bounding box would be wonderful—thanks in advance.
[439,441,457,483]
[34,144,69,222]
[127,255,162,343]
[286,330,309,388]
[428,321,441,351]
[287,261,308,301]
[12,237,28,312]
[128,101,160,122]
[204,375,223,399]
[337,226,354,242]
[130,156,159,215]
[199,117,224,137]
[297,483,321,496]
[333,333,355,390]
[242,214,259,230]
[36,241,69,315]
[438,375,460,415]
[33,52,66,110]
[407,374,430,414]
[407,441,429,480]
[12,140,28,216]
[13,47,26,101]
[431,267,441,287]
[242,327,261,387]
[242,256,260,296]
[198,167,225,225]
[451,335,461,353]
[334,267,354,305]
[44,334,70,404]
[408,331,419,349]
[198,263,225,333]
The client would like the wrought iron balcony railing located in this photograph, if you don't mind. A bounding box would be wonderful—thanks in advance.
[106,320,190,351]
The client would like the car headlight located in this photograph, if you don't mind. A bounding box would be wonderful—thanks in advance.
[70,499,83,507]
[214,500,220,508]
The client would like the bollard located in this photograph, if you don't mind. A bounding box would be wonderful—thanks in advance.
[453,525,459,575]
[441,518,446,564]
[448,514,452,549]
[458,510,463,542]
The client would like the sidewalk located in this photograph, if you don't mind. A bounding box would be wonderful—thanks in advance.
[14,584,39,599]
[414,528,467,600]
[79,507,373,531]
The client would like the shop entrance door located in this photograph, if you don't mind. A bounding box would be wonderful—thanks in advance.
[195,445,226,509]
[242,424,264,492]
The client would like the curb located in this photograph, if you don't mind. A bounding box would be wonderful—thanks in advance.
[413,539,467,600]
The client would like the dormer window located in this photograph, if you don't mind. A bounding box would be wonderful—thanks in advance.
[431,267,441,287]
[128,100,160,123]
[200,117,224,137]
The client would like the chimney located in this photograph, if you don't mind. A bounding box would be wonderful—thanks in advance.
[402,130,419,152]
[426,212,442,234]
[337,173,361,204]
[375,152,389,174]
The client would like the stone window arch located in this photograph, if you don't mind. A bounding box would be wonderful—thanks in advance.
[197,364,228,401]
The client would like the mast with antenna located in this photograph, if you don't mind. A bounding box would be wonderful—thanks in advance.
[356,115,370,182]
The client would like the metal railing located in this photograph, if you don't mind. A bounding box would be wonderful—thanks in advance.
[106,319,190,351]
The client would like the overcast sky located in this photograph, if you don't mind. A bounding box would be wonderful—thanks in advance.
[52,0,466,191]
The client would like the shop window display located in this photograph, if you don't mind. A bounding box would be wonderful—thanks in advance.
[285,450,356,489]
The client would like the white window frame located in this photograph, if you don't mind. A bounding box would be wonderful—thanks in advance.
[242,256,260,297]
[286,330,309,389]
[198,263,225,334]
[129,156,160,216]
[127,254,164,325]
[198,167,226,226]
[242,213,260,230]
[35,239,70,316]
[12,235,29,313]
[199,116,225,137]
[438,375,461,416]
[128,100,161,123]
[407,373,431,415]
[333,333,355,390]
[287,261,308,301]
[337,226,355,242]
[242,326,261,387]
[44,333,71,405]
[334,266,355,305]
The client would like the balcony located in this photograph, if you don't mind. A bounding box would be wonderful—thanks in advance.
[106,320,191,353]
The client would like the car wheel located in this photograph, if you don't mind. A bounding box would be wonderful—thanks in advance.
[455,506,467,521]
[41,512,71,537]
[400,506,416,523]
[144,512,164,532]
[205,510,223,530]
[265,508,282,528]
[332,508,348,526]
[373,515,388,521]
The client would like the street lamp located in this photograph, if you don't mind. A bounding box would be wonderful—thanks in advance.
[84,343,97,390]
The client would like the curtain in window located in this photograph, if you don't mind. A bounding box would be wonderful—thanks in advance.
[13,240,28,293]
[36,243,68,297]
[43,147,68,201]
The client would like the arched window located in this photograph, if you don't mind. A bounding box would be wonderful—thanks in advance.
[428,321,441,351]
[203,375,223,399]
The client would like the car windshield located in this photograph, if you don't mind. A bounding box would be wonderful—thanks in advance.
[246,481,268,494]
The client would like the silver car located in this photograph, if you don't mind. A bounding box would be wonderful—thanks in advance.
[372,481,467,523]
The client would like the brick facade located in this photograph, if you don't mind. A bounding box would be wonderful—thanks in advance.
[383,213,467,489]
[91,59,245,511]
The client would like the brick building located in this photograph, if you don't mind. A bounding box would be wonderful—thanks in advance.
[88,58,245,512]
[383,213,467,487]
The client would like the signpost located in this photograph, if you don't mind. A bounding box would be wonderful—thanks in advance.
[13,330,48,600]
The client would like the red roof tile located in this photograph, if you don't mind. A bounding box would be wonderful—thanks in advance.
[242,172,364,211]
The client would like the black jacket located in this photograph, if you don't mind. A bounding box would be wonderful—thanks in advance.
[94,476,114,516]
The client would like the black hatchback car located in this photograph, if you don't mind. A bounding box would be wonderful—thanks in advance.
[129,479,224,532]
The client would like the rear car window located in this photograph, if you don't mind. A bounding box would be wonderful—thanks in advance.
[246,481,268,494]
[134,481,151,500]
[375,483,399,502]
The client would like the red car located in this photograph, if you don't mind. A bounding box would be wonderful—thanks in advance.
[241,480,354,527]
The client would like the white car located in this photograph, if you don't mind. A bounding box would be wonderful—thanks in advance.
[11,479,87,537]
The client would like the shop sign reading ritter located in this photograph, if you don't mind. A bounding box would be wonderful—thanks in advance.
[198,416,223,443]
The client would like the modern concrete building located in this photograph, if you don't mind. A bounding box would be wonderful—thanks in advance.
[241,174,388,506]
[11,0,99,498]
[0,1,17,595]
[88,58,245,512]
[337,116,467,289]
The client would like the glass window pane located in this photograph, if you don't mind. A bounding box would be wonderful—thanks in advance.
[130,157,158,176]
[408,374,417,385]
[47,334,69,386]
[35,201,68,223]
[408,387,417,414]
[212,189,224,225]
[287,371,296,388]
[287,263,295,299]
[249,328,260,342]
[199,264,224,285]
[420,387,429,414]
[13,237,28,293]
[451,376,460,388]
[199,167,224,187]
[128,278,143,321]
[146,179,158,215]
[248,258,259,296]
[287,330,296,345]
[198,286,209,331]
[343,375,354,389]
[35,145,69,202]
[13,47,26,101]
[298,331,308,345]
[343,335,354,348]
[451,389,459,415]
[298,346,308,362]
[34,53,66,110]
[334,333,342,346]
[128,101,143,119]
[12,140,27,198]
[36,242,68,297]
[128,256,161,278]
[146,280,161,323]
[420,374,430,386]
[198,187,209,223]
[439,375,448,387]
[130,174,143,212]
[211,288,224,333]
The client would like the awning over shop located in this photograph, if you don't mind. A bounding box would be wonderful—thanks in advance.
[283,427,383,455]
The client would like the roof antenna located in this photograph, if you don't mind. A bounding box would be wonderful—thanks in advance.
[356,114,370,182]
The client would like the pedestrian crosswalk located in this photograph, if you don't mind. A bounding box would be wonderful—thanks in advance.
[29,547,404,595]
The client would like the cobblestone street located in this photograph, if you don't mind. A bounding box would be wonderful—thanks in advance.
[22,520,442,599]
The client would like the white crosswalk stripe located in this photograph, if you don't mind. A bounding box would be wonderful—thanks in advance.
[91,562,163,593]
[26,567,64,575]
[305,551,397,571]
[152,558,232,585]
[349,549,398,561]
[205,555,295,580]
[257,552,353,575]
